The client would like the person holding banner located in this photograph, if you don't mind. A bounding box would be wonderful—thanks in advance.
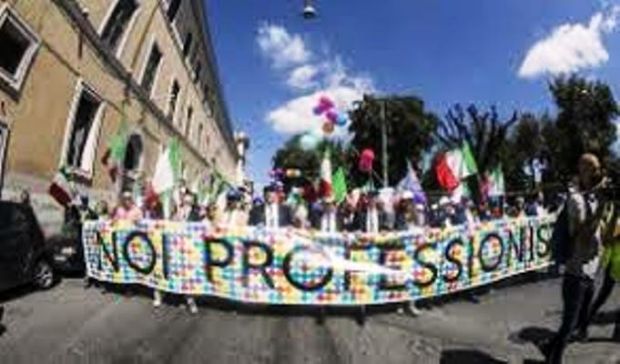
[249,185,291,228]
[354,191,388,233]
[222,189,247,227]
[112,191,143,222]
[543,154,613,364]
[395,191,424,233]
[311,196,343,233]
[172,192,201,314]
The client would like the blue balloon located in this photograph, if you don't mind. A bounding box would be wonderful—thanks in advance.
[299,133,320,150]
[336,113,348,126]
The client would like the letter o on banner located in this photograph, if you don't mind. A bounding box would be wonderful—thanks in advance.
[123,231,157,275]
[283,246,333,292]
[478,233,505,272]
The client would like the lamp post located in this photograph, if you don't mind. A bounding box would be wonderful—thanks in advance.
[302,0,318,19]
[380,99,389,188]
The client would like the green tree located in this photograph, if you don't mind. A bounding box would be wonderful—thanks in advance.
[436,104,519,175]
[549,75,619,179]
[348,94,439,187]
[272,135,349,190]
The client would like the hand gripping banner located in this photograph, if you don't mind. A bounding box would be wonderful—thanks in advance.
[82,217,554,305]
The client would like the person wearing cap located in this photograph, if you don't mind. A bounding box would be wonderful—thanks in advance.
[395,191,424,232]
[249,185,291,228]
[431,196,455,228]
[311,196,343,233]
[112,191,143,222]
[222,189,247,227]
[354,191,387,233]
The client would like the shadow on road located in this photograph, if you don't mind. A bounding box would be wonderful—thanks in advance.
[440,349,507,364]
[0,284,41,304]
[509,326,555,346]
[590,309,620,325]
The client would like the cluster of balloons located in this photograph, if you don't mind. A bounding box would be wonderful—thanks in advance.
[313,96,349,134]
[299,96,350,152]
[269,168,302,180]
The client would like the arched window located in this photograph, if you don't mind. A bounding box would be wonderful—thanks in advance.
[123,134,143,172]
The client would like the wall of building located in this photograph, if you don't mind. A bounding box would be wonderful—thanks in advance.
[0,0,237,235]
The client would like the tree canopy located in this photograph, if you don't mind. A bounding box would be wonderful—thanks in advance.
[347,94,439,187]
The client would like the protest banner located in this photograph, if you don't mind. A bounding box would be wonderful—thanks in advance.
[83,216,554,305]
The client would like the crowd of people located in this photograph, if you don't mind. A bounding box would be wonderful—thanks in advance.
[14,153,617,364]
[73,180,553,235]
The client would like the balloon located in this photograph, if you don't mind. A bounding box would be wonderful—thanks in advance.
[322,121,335,134]
[285,169,302,178]
[326,110,338,124]
[312,106,324,116]
[358,148,375,172]
[335,113,348,126]
[299,133,319,150]
[318,96,335,111]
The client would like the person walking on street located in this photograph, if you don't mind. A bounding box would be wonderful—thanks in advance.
[574,203,620,341]
[542,153,613,364]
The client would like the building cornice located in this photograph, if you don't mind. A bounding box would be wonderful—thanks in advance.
[190,0,238,158]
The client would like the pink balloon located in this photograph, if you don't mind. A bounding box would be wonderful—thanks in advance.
[358,149,375,173]
[318,96,335,110]
[326,111,338,124]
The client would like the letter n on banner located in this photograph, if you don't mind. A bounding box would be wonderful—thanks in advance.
[97,231,119,272]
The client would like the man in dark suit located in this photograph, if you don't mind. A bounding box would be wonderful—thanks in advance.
[249,185,292,228]
[310,196,344,232]
[354,191,388,233]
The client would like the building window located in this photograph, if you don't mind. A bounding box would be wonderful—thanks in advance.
[197,122,203,149]
[0,7,39,91]
[184,106,193,136]
[100,0,138,53]
[168,80,180,119]
[166,0,182,22]
[63,84,103,175]
[182,32,193,58]
[193,62,202,82]
[141,43,162,95]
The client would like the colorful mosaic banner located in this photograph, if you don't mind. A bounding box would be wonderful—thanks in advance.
[83,217,555,305]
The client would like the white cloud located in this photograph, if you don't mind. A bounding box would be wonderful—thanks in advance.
[257,23,311,68]
[286,65,320,90]
[266,85,372,134]
[518,6,620,79]
[256,23,375,135]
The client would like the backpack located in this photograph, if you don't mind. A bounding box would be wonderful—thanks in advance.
[550,201,572,264]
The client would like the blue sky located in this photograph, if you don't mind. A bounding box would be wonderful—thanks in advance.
[206,0,620,185]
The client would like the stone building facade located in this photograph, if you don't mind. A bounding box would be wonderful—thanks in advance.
[0,0,237,234]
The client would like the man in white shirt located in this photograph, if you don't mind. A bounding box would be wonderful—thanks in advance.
[312,196,341,232]
[355,191,386,233]
[249,185,291,228]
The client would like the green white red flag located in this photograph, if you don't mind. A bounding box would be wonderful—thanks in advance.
[435,142,478,191]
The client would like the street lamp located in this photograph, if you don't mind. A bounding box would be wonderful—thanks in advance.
[302,0,317,19]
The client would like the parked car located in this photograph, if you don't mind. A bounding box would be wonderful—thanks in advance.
[0,201,56,292]
[49,233,85,274]
[48,204,90,274]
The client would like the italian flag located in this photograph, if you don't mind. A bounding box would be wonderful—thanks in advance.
[151,139,180,218]
[101,113,129,182]
[48,167,75,207]
[318,148,333,198]
[435,142,478,191]
[487,165,505,197]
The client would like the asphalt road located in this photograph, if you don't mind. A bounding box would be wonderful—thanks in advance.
[0,276,618,364]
